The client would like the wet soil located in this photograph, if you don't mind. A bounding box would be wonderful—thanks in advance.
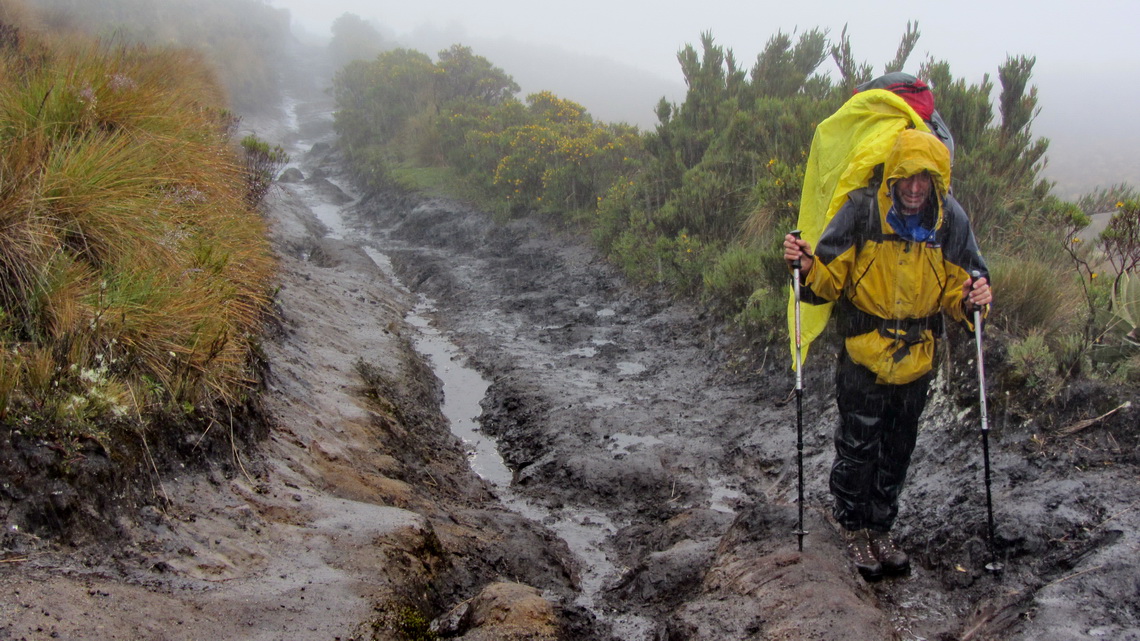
[0,91,582,640]
[352,162,1140,640]
[2,57,1139,641]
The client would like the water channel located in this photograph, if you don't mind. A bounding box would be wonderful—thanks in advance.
[283,110,651,636]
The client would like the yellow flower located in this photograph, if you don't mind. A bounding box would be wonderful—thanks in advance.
[1092,272,1099,279]
[767,158,776,167]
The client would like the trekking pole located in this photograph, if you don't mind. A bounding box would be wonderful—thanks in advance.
[970,270,1003,575]
[791,230,808,551]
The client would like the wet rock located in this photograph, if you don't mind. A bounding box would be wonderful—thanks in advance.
[302,176,353,204]
[436,582,558,641]
[278,167,304,183]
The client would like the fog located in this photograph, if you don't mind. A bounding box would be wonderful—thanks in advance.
[268,0,1140,199]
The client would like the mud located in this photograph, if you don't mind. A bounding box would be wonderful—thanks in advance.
[353,157,1140,639]
[0,73,582,641]
[2,48,1138,641]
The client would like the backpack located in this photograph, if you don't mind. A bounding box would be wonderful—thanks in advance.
[787,82,933,369]
[855,72,955,162]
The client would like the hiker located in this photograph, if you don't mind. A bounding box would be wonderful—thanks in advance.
[782,128,992,581]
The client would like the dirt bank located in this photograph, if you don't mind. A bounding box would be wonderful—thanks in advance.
[0,93,588,641]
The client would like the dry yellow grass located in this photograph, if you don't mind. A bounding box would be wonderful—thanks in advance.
[0,4,275,429]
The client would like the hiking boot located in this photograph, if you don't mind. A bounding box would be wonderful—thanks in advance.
[842,528,883,581]
[869,530,910,574]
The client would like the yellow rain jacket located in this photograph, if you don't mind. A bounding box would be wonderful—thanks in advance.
[788,89,931,367]
[801,128,988,385]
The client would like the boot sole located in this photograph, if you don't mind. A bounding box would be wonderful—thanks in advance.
[881,560,910,575]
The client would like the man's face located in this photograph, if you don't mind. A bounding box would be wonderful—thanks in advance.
[895,173,932,214]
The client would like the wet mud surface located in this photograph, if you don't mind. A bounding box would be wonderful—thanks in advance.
[354,174,1140,639]
[0,92,580,640]
[1,71,1138,640]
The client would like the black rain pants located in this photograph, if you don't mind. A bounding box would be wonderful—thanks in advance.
[829,349,933,533]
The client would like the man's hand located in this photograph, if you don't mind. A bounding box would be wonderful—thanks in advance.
[783,234,814,274]
[963,273,992,309]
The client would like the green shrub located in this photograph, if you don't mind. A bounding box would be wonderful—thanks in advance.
[704,244,770,314]
[241,134,289,207]
[1007,330,1062,397]
[989,254,1083,340]
[733,285,787,340]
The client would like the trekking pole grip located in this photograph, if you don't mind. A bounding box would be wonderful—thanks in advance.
[790,229,803,270]
[969,269,984,316]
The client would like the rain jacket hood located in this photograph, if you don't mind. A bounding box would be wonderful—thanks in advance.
[877,129,952,238]
[801,126,986,385]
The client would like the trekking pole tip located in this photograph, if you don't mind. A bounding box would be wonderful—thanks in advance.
[793,528,808,551]
[985,560,1005,576]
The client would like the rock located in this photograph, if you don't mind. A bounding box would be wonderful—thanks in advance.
[278,167,304,183]
[302,176,353,204]
[440,582,558,641]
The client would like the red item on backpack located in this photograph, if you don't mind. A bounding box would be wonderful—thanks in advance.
[881,80,934,120]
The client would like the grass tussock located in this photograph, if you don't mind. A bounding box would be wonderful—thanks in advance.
[0,10,274,435]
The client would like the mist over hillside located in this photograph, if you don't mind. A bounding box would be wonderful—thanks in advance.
[394,26,684,129]
[315,18,1132,201]
[1033,66,1140,200]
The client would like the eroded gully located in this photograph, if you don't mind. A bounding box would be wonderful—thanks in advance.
[270,88,1127,641]
[276,99,657,637]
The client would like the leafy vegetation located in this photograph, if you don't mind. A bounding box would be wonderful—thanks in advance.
[241,134,290,207]
[329,12,385,70]
[0,6,275,444]
[330,23,1138,391]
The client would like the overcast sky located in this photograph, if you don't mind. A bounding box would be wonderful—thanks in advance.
[265,0,1140,196]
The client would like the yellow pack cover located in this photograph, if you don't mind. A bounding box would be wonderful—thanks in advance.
[788,89,930,369]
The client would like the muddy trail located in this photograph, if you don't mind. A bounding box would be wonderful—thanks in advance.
[1,65,1137,640]
[341,140,1140,638]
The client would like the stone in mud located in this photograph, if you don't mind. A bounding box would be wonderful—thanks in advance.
[303,176,353,204]
[435,581,559,641]
[278,167,304,182]
[611,538,718,606]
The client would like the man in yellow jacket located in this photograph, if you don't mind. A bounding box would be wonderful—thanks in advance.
[783,128,993,581]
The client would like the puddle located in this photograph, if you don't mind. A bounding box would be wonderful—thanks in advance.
[607,433,664,455]
[708,477,743,514]
[617,361,646,376]
[310,198,351,238]
[584,394,624,409]
[307,198,653,639]
[404,300,511,487]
